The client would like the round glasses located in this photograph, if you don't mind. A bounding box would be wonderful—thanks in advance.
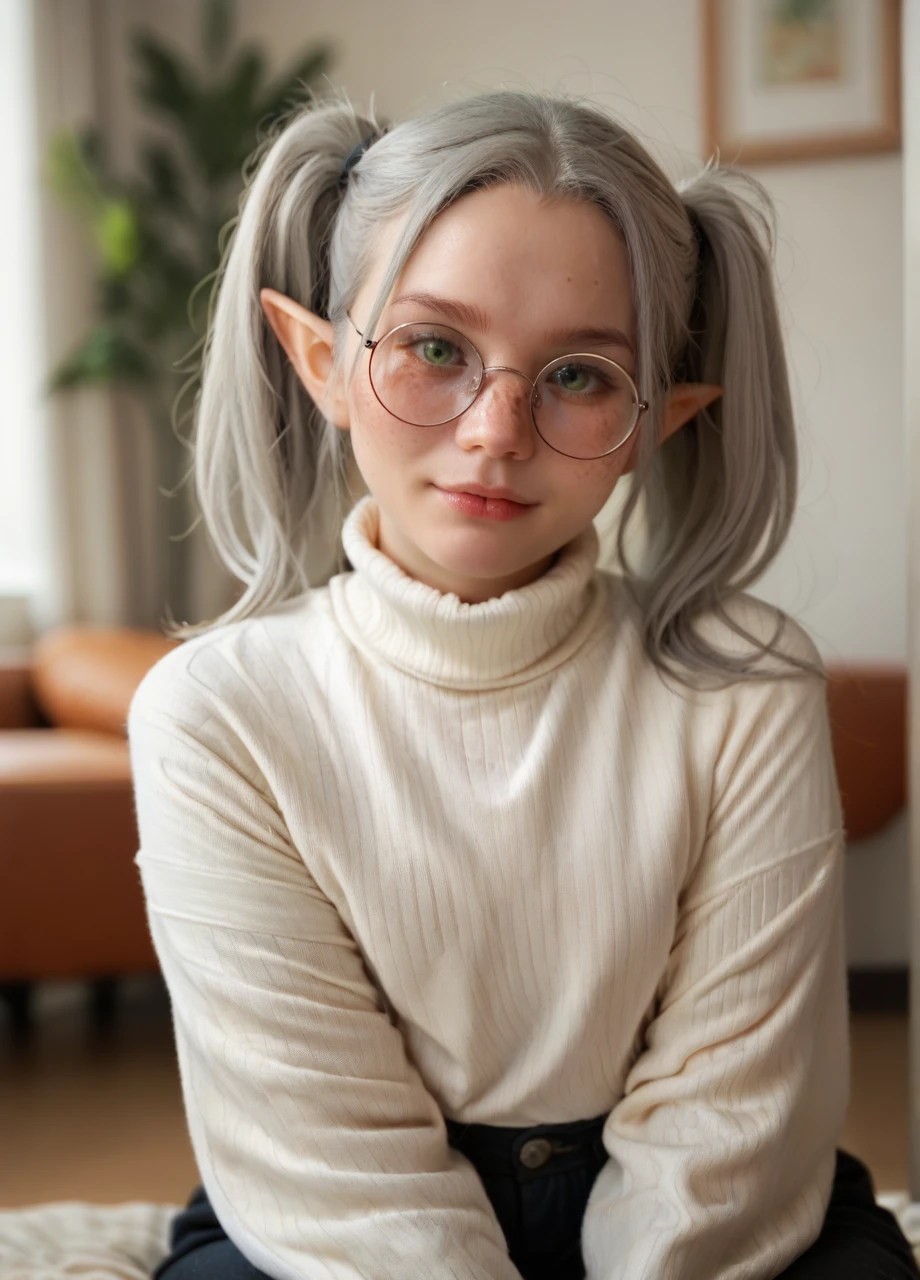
[347,316,649,461]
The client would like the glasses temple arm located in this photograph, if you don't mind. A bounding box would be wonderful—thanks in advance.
[345,311,375,349]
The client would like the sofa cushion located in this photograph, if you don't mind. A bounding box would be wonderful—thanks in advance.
[0,729,156,978]
[0,729,131,786]
[31,626,180,737]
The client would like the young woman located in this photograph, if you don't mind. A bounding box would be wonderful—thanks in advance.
[132,89,919,1280]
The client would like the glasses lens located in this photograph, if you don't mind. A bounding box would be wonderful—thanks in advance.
[369,323,483,426]
[534,355,639,459]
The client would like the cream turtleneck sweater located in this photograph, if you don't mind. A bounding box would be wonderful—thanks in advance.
[129,494,849,1280]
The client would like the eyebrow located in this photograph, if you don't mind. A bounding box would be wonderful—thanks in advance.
[388,290,635,355]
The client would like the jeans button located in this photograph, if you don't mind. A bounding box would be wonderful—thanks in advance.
[519,1138,553,1169]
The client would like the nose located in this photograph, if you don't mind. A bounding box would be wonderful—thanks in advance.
[454,365,537,459]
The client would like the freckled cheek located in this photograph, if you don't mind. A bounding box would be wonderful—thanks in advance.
[558,454,626,504]
[349,377,441,464]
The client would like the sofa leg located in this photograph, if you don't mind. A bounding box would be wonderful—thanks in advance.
[0,980,35,1034]
[89,976,119,1032]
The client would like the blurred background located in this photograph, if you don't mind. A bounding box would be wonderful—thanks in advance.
[1,0,917,1243]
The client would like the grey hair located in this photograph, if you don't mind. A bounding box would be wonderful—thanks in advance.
[167,86,821,689]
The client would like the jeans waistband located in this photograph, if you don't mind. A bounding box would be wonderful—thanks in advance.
[444,1112,609,1181]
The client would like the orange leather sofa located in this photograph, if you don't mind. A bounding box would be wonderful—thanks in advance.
[825,665,907,844]
[0,624,908,1033]
[0,626,180,1030]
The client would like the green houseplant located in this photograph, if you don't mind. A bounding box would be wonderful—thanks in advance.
[46,0,332,626]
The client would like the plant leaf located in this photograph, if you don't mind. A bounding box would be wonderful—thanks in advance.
[202,0,235,65]
[95,199,142,275]
[48,18,336,423]
[139,141,190,214]
[78,125,108,175]
[133,246,207,340]
[189,46,266,180]
[224,45,265,117]
[44,130,107,219]
[47,325,155,392]
[133,30,198,122]
[99,275,134,318]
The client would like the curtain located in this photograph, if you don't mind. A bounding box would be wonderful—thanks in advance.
[17,0,239,647]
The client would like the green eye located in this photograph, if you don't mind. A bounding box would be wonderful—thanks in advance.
[555,365,591,392]
[421,338,455,366]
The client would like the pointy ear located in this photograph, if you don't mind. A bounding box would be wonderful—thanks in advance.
[260,288,350,428]
[620,383,723,473]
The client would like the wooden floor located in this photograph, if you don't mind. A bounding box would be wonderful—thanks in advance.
[0,975,913,1208]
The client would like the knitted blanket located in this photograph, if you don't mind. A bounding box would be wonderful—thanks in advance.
[1,1195,918,1278]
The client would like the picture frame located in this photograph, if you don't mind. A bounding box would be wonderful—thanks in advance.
[703,0,902,166]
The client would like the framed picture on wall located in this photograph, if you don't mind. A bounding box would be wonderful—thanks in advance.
[703,0,902,165]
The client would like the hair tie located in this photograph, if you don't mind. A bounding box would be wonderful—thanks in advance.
[338,131,380,191]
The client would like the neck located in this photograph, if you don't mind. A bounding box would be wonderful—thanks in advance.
[374,507,559,603]
[328,494,607,691]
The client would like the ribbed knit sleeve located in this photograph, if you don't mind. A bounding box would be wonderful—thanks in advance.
[127,651,525,1280]
[580,661,849,1280]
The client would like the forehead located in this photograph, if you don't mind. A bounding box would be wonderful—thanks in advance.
[359,183,636,340]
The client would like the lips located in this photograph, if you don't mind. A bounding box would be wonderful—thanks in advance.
[434,486,536,522]
[438,484,535,505]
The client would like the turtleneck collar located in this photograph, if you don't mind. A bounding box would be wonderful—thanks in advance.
[327,495,607,690]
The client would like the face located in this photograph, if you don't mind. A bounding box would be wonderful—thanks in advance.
[334,183,641,602]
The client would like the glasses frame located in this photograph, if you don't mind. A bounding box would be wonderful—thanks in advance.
[345,313,649,461]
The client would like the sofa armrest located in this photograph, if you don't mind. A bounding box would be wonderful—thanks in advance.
[32,626,181,737]
[0,654,46,729]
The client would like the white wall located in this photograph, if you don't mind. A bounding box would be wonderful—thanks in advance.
[97,0,907,963]
[905,0,920,1194]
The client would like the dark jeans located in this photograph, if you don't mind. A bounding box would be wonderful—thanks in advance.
[152,1115,920,1279]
